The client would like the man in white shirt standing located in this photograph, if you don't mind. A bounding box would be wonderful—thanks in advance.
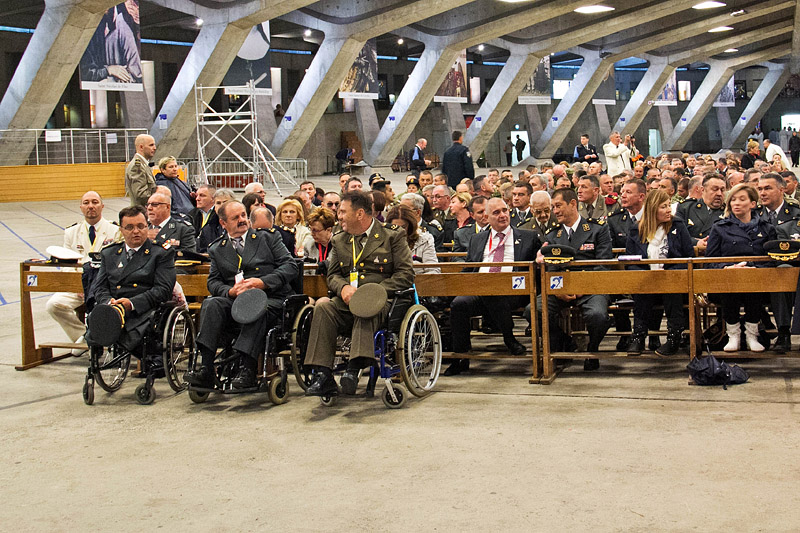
[603,131,632,176]
[764,138,791,170]
[46,191,121,354]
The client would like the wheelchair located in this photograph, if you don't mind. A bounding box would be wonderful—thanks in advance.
[82,301,196,405]
[185,259,308,405]
[291,286,443,409]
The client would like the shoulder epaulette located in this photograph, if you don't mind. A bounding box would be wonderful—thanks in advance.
[593,218,606,225]
[208,233,226,249]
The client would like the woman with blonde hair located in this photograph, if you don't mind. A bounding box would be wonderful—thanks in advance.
[276,198,312,257]
[385,204,439,274]
[625,189,694,356]
[706,184,776,352]
[449,191,473,229]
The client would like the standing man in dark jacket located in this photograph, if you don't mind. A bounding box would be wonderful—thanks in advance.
[575,134,599,166]
[185,201,298,389]
[410,138,431,177]
[790,130,800,168]
[442,130,474,189]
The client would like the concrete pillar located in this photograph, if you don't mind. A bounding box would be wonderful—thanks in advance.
[270,36,367,157]
[355,99,380,154]
[464,53,541,159]
[723,65,790,149]
[594,105,611,139]
[151,22,251,158]
[525,105,545,143]
[255,94,277,147]
[443,103,465,135]
[0,0,119,165]
[716,106,732,145]
[613,57,673,135]
[368,45,461,167]
[534,52,606,158]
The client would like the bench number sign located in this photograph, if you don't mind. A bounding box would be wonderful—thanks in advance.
[549,276,563,290]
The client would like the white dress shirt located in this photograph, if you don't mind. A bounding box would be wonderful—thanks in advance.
[479,225,514,273]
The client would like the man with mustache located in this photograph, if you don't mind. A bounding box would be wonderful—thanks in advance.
[185,201,298,389]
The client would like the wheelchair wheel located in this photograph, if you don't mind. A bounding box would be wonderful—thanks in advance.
[82,379,94,406]
[268,378,289,405]
[319,394,337,407]
[290,303,315,391]
[381,385,406,409]
[92,345,130,393]
[135,383,156,405]
[162,306,195,392]
[188,390,209,404]
[398,305,442,398]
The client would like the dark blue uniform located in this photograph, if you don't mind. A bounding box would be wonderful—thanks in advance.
[706,212,776,325]
[441,142,474,189]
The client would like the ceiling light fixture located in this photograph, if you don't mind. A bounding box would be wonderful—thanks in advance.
[574,5,615,13]
[693,1,725,8]
[304,29,312,37]
[724,48,738,52]
[195,18,203,27]
[708,26,733,32]
[478,44,485,51]
[397,38,404,45]
[730,9,746,16]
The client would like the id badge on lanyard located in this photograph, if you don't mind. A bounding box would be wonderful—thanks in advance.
[351,237,364,289]
[234,253,244,284]
[349,269,358,288]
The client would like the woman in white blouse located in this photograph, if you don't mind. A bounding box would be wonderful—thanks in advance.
[385,204,440,274]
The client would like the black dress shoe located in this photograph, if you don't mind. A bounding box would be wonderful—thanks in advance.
[305,372,338,397]
[648,336,661,351]
[340,369,360,395]
[583,358,600,371]
[232,366,256,389]
[627,333,646,356]
[443,358,468,376]
[771,333,791,353]
[507,341,526,356]
[616,335,630,352]
[185,366,214,388]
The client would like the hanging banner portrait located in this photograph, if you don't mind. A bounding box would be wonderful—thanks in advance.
[517,56,551,105]
[223,22,272,96]
[434,50,468,103]
[591,66,615,105]
[653,71,677,106]
[713,76,735,107]
[80,0,143,92]
[339,39,379,100]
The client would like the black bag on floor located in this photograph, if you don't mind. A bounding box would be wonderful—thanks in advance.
[687,350,749,390]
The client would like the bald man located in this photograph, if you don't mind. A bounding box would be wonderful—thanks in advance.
[125,134,157,206]
[46,191,121,353]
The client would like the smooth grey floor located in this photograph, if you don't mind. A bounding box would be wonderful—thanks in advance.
[2,176,800,531]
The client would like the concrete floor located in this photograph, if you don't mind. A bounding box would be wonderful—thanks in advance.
[2,176,800,531]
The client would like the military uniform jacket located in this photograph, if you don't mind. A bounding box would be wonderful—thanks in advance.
[673,198,725,244]
[421,218,445,252]
[452,222,486,260]
[441,143,475,188]
[150,216,197,254]
[125,153,156,206]
[606,208,639,248]
[462,226,541,272]
[576,143,599,162]
[706,213,776,268]
[510,207,533,229]
[578,197,615,221]
[207,228,298,300]
[519,215,559,241]
[327,220,415,299]
[756,202,800,227]
[64,217,121,262]
[197,214,224,253]
[94,240,176,317]
[544,217,613,271]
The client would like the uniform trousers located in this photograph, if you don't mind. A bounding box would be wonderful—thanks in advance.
[545,294,610,347]
[770,264,793,329]
[46,292,86,341]
[304,296,390,369]
[196,296,281,362]
[450,295,526,353]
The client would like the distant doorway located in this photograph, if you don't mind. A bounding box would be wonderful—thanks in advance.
[510,131,531,165]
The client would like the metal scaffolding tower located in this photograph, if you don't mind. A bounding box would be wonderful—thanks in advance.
[194,81,301,194]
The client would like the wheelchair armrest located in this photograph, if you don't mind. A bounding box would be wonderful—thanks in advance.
[391,287,416,300]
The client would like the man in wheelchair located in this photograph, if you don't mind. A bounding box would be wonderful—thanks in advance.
[185,201,298,389]
[304,191,415,397]
[85,205,176,370]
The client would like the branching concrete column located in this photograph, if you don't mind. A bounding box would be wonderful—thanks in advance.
[270,36,367,157]
[355,99,380,154]
[723,65,790,149]
[152,22,251,157]
[367,44,461,167]
[0,0,119,165]
[464,52,541,158]
[613,56,674,135]
[534,51,606,158]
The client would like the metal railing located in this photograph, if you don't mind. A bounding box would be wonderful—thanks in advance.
[0,128,147,165]
[186,158,306,192]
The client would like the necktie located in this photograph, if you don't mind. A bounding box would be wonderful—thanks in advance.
[586,204,594,219]
[88,225,96,245]
[566,228,573,242]
[233,237,244,254]
[126,248,135,261]
[769,210,777,225]
[489,232,506,273]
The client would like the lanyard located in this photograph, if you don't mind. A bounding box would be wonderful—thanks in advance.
[488,231,505,254]
[318,243,329,262]
[201,210,211,228]
[352,235,365,266]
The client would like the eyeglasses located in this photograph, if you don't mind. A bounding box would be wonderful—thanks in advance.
[309,227,330,234]
[533,209,551,216]
[325,202,340,208]
[122,224,148,231]
[146,202,168,208]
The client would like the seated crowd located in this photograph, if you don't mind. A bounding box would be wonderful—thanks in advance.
[52,130,800,392]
